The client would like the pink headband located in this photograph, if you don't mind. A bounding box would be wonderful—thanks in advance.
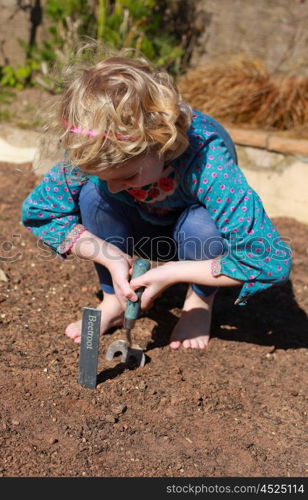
[64,120,138,141]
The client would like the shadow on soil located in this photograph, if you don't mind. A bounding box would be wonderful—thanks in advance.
[145,280,308,352]
[95,279,307,384]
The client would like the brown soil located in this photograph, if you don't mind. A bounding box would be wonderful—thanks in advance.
[0,162,307,478]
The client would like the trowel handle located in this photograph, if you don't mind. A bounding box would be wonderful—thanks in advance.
[125,259,151,321]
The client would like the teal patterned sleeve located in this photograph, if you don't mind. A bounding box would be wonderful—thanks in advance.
[21,161,89,255]
[182,127,292,305]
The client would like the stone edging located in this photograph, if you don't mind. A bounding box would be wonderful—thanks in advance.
[224,125,308,157]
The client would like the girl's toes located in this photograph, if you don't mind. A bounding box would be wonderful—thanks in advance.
[191,339,201,349]
[65,326,75,338]
[169,339,181,349]
[65,322,81,339]
[197,338,207,349]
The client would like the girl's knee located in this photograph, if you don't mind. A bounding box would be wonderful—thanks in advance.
[174,205,224,260]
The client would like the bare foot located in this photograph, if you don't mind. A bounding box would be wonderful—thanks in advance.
[169,286,216,349]
[65,292,123,343]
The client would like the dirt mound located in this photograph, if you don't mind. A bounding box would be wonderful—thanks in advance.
[0,163,307,477]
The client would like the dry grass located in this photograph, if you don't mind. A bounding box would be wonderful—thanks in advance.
[177,58,308,130]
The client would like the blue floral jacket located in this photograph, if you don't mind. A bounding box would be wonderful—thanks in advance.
[22,110,292,305]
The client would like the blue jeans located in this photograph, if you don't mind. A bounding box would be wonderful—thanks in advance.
[79,182,224,297]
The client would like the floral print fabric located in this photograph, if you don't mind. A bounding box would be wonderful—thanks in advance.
[127,165,178,203]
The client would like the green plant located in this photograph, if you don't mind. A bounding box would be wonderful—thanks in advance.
[0,61,39,89]
[40,0,97,63]
[95,0,184,72]
[39,0,186,78]
[0,1,195,93]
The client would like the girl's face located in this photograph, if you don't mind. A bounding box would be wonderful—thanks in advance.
[95,154,165,194]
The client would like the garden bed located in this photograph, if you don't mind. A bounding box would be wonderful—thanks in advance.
[0,162,307,477]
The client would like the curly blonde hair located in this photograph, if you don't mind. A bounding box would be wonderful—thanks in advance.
[45,45,192,172]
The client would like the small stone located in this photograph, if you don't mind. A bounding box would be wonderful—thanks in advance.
[12,420,20,426]
[48,437,58,445]
[138,381,147,390]
[220,324,237,330]
[245,443,254,449]
[105,414,116,424]
[111,404,127,416]
[291,391,299,397]
[0,269,8,282]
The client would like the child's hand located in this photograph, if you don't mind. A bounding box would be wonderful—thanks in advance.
[70,230,137,308]
[130,262,176,310]
[105,246,138,308]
